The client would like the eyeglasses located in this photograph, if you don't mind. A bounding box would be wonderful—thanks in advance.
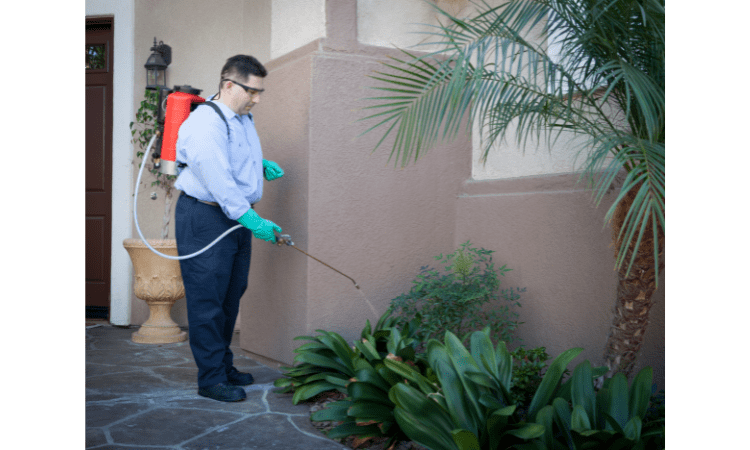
[222,78,264,97]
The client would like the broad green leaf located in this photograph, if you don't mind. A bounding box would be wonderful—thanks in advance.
[302,372,338,384]
[311,400,352,422]
[354,367,391,392]
[272,377,292,388]
[570,360,596,428]
[294,352,352,375]
[292,335,318,342]
[394,407,457,450]
[281,364,324,378]
[317,332,356,370]
[486,405,515,449]
[602,412,627,437]
[431,336,481,435]
[387,328,403,355]
[433,356,477,435]
[378,364,404,386]
[494,340,514,395]
[571,404,592,431]
[527,347,583,419]
[606,373,630,429]
[478,392,505,411]
[349,381,394,406]
[291,381,339,405]
[444,332,484,428]
[354,357,378,373]
[464,370,495,390]
[383,357,437,394]
[505,423,545,440]
[552,397,573,447]
[622,416,642,441]
[629,367,653,420]
[596,387,612,431]
[451,429,480,450]
[327,421,381,439]
[324,374,351,387]
[355,338,382,362]
[534,405,557,450]
[292,341,328,353]
[348,401,394,421]
[469,330,496,379]
[396,344,416,361]
[390,383,456,450]
[361,319,372,338]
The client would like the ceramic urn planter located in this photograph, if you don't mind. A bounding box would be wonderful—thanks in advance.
[123,238,187,344]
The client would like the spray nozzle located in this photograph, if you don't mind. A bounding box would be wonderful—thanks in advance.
[275,234,294,246]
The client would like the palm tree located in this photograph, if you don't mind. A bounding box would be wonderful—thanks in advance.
[359,0,664,379]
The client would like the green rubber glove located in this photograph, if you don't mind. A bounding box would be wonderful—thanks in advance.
[237,209,282,243]
[262,159,284,181]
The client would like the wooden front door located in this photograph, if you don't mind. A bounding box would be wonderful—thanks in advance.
[86,18,114,319]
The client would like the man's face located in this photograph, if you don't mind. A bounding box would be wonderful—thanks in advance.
[231,75,264,114]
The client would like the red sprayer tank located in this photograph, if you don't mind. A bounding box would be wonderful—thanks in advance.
[159,91,205,175]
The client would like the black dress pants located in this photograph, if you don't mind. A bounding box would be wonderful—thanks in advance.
[175,193,252,388]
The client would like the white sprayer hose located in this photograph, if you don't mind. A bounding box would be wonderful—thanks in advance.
[133,135,243,260]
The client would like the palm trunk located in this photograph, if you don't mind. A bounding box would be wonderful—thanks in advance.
[602,185,664,379]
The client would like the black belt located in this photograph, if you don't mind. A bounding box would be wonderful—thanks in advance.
[182,193,219,207]
[182,193,254,209]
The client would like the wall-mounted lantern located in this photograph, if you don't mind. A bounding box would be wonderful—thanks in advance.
[144,37,171,90]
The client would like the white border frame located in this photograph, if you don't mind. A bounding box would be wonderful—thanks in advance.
[86,0,135,325]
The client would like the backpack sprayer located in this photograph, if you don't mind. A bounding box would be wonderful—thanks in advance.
[133,85,360,289]
[133,84,245,261]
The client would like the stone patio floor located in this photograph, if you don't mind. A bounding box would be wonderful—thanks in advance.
[86,322,348,449]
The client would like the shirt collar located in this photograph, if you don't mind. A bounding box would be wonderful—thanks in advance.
[207,94,253,121]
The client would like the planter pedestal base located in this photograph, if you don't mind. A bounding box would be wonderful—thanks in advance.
[131,302,187,343]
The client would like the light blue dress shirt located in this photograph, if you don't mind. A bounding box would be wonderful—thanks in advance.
[174,99,264,221]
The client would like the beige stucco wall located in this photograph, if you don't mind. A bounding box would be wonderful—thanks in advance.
[271,0,326,59]
[456,175,664,388]
[241,0,663,390]
[357,0,473,50]
[353,1,663,388]
[237,43,315,364]
[123,0,664,390]
[239,37,469,365]
[356,0,594,180]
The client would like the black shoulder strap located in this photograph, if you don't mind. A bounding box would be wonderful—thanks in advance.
[198,101,230,140]
[176,101,231,170]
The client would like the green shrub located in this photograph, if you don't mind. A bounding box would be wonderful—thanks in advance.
[273,310,426,408]
[510,346,552,410]
[312,321,435,449]
[278,319,664,449]
[272,329,358,404]
[531,362,665,449]
[387,329,577,450]
[388,241,524,347]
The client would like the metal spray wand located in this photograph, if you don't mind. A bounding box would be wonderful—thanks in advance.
[275,234,360,289]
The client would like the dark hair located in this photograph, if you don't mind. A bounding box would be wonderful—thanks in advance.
[219,55,267,91]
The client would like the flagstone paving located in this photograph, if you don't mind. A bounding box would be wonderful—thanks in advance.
[86,324,348,449]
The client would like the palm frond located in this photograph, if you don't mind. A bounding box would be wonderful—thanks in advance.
[359,0,664,283]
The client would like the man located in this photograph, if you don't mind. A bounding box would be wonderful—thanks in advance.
[174,55,284,402]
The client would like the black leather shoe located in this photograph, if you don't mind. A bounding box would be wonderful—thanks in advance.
[198,383,247,402]
[226,367,255,386]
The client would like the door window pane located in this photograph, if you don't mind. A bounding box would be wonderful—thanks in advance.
[86,44,107,70]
